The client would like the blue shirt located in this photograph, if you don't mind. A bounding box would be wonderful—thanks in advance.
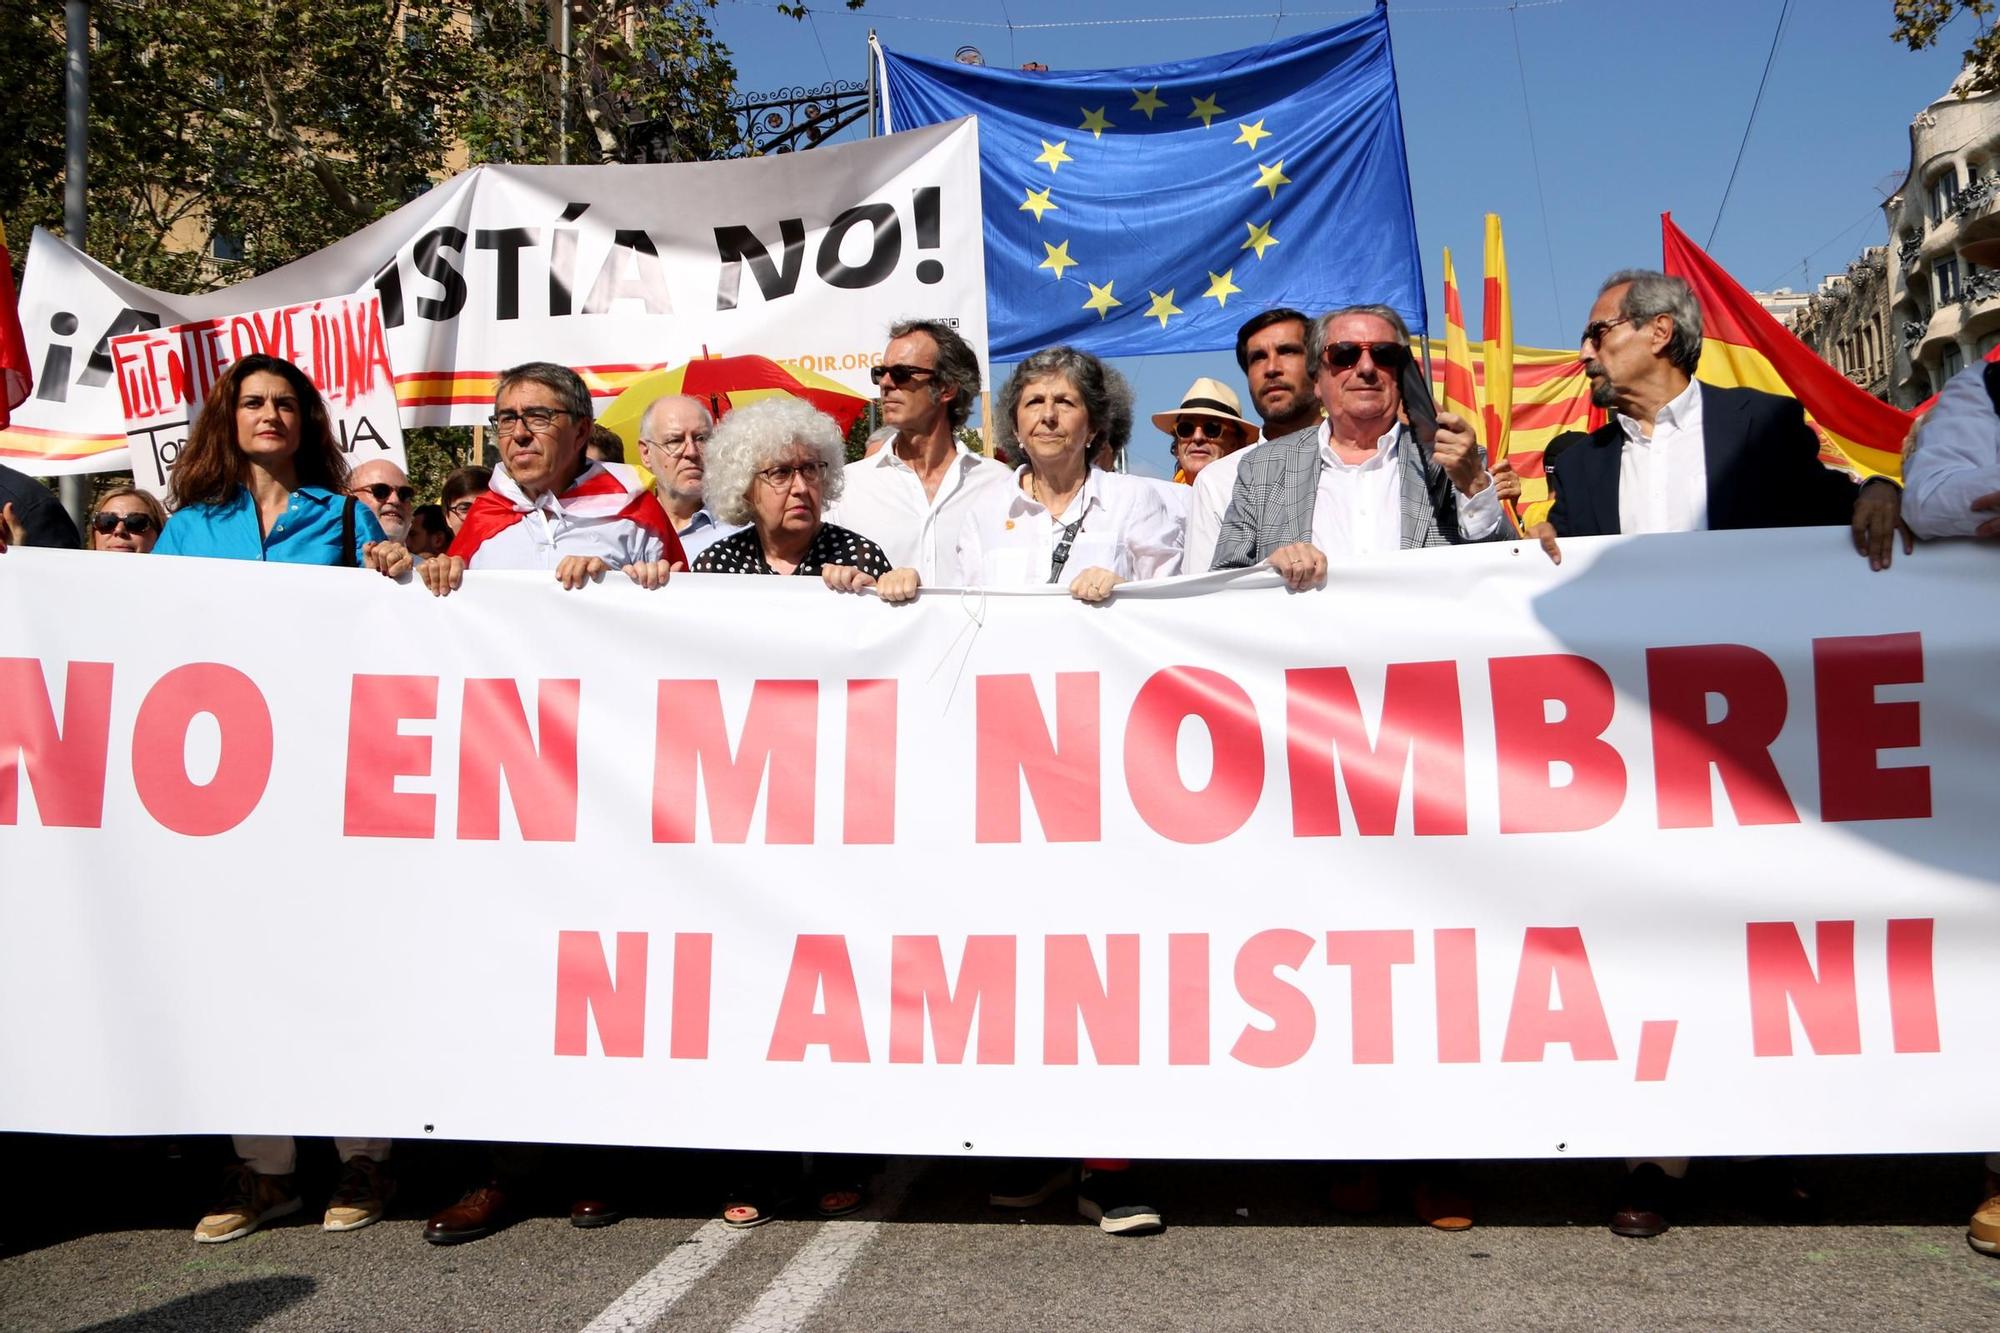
[155,485,386,566]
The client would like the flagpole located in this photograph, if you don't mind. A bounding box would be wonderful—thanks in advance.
[59,0,90,528]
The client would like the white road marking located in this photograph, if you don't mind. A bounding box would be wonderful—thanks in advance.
[577,1218,750,1333]
[723,1165,913,1333]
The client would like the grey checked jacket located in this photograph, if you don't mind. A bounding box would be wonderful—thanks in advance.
[1208,423,1506,569]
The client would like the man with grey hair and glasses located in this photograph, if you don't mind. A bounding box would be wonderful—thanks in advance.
[637,392,742,562]
[420,361,685,598]
[1211,301,1505,588]
[1531,269,1905,568]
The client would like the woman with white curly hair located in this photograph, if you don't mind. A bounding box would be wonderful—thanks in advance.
[691,396,918,600]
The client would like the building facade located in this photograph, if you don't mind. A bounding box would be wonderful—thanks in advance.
[1882,74,2000,406]
[1786,248,1894,403]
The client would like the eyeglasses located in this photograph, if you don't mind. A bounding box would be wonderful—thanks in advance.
[756,460,831,489]
[489,407,575,434]
[447,499,477,518]
[641,430,711,458]
[1174,418,1230,439]
[1580,315,1644,348]
[92,511,155,535]
[1324,341,1412,371]
[354,483,416,505]
[870,363,938,387]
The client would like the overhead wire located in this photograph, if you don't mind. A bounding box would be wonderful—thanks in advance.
[1706,0,1794,249]
[1507,2,1567,335]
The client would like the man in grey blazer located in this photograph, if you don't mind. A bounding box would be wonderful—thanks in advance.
[1210,304,1505,587]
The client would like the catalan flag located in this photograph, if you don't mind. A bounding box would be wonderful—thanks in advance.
[1427,339,1601,530]
[1438,248,1482,440]
[0,220,30,430]
[1481,214,1514,466]
[1662,213,1909,481]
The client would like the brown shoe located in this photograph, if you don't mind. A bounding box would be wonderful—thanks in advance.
[1971,1172,2000,1256]
[1610,1164,1675,1239]
[194,1163,301,1244]
[425,1184,510,1245]
[570,1198,622,1229]
[324,1156,396,1232]
[1413,1171,1475,1232]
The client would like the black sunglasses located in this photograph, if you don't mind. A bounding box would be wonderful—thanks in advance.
[1174,418,1231,439]
[92,511,155,535]
[870,363,938,387]
[1324,341,1412,371]
[1580,315,1644,348]
[356,483,417,505]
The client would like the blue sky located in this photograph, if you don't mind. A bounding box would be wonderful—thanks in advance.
[709,0,1973,472]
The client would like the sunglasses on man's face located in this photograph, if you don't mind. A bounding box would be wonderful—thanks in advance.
[1174,418,1230,439]
[356,483,416,505]
[1324,341,1412,372]
[92,511,155,535]
[870,363,938,387]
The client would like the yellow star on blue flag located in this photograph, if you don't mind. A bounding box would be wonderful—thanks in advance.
[875,7,1427,357]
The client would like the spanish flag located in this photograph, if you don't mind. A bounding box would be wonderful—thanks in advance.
[1662,213,1909,481]
[0,220,31,430]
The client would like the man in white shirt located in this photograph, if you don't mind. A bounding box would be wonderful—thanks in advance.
[1536,270,1903,569]
[1185,308,1323,572]
[420,361,684,596]
[1211,304,1501,586]
[1902,360,2000,539]
[822,319,1011,584]
[635,393,742,561]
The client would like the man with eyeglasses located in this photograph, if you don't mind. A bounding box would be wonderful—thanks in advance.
[822,318,1011,583]
[1530,270,1905,571]
[418,361,684,600]
[636,393,742,562]
[348,458,415,542]
[1211,303,1503,586]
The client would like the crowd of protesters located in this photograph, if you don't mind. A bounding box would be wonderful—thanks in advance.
[2,270,1995,1255]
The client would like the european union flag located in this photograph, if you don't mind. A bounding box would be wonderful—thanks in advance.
[874,2,1425,360]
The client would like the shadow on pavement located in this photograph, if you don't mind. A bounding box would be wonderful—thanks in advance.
[67,1277,316,1333]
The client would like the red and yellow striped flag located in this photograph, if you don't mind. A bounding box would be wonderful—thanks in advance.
[1439,247,1483,436]
[1481,214,1514,467]
[1662,213,1909,481]
[1427,339,1600,530]
[0,220,31,430]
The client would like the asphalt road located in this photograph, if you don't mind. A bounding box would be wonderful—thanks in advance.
[2,1137,1996,1332]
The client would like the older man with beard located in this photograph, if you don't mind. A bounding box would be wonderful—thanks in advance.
[637,393,741,562]
[348,458,415,542]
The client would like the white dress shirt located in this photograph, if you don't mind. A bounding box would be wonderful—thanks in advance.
[823,439,1014,583]
[1904,361,2000,538]
[1185,442,1259,573]
[1308,421,1501,557]
[1616,378,1709,534]
[953,465,1183,586]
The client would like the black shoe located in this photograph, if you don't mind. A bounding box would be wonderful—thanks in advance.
[1076,1168,1163,1236]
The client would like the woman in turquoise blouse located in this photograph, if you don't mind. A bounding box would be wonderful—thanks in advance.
[155,354,410,576]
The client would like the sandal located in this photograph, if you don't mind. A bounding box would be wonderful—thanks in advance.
[721,1187,792,1229]
[814,1182,868,1219]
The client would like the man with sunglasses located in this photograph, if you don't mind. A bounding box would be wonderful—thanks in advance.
[823,319,1011,583]
[1532,270,1905,571]
[348,458,415,542]
[1211,304,1503,586]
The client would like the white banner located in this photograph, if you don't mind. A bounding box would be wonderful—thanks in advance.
[1,119,985,474]
[1,530,1996,1160]
[110,294,409,496]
